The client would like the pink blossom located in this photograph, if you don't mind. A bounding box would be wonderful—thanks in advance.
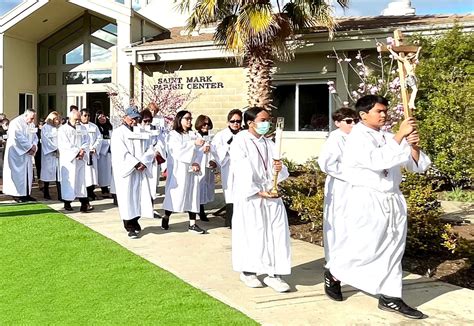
[386,37,394,45]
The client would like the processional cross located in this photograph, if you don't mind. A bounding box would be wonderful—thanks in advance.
[377,29,421,118]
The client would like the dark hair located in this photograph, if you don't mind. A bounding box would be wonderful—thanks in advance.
[243,107,269,129]
[95,110,112,136]
[355,95,389,113]
[140,109,153,122]
[173,110,192,134]
[332,107,358,122]
[195,115,213,131]
[80,108,90,115]
[70,105,78,111]
[227,109,242,122]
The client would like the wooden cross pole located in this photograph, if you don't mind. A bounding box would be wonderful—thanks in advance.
[377,29,421,118]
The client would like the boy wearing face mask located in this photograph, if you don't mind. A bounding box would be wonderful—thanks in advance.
[229,106,291,293]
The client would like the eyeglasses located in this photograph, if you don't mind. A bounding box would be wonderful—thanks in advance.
[342,118,359,124]
[82,114,90,117]
[229,120,242,124]
[182,117,193,121]
[202,123,210,126]
[142,119,152,123]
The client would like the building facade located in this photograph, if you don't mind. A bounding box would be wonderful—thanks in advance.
[1,1,472,161]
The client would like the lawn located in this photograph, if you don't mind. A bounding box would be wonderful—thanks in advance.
[0,203,256,325]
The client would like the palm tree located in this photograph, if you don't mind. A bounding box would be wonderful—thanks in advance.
[177,0,349,109]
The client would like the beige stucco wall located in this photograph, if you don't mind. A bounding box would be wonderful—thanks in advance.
[3,35,37,118]
[138,58,331,163]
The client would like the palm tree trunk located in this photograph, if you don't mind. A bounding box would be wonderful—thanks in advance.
[246,46,275,110]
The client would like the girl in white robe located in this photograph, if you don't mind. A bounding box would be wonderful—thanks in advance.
[162,110,207,234]
[40,111,62,200]
[211,109,243,227]
[229,107,291,293]
[80,109,102,200]
[195,115,217,221]
[328,95,430,319]
[317,107,359,268]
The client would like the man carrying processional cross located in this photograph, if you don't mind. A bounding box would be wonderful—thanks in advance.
[324,32,432,319]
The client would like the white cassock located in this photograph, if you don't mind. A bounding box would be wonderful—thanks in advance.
[2,116,38,196]
[163,130,201,213]
[317,128,351,268]
[142,127,166,199]
[330,123,431,298]
[111,125,154,220]
[230,130,291,276]
[57,123,89,201]
[97,131,112,188]
[196,134,215,205]
[212,127,236,203]
[82,122,102,187]
[40,124,59,182]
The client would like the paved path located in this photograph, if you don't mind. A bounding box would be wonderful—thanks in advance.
[39,190,474,326]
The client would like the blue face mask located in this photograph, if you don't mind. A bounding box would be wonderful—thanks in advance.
[254,121,270,135]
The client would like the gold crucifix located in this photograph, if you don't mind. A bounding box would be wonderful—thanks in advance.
[377,29,421,118]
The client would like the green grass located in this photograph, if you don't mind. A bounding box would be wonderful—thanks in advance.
[0,203,257,325]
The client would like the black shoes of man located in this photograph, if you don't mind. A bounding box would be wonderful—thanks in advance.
[324,270,343,301]
[378,295,427,319]
[13,196,37,203]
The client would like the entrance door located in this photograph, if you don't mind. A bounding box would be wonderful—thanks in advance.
[86,92,110,121]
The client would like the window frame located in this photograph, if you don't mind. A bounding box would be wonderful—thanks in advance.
[273,80,334,138]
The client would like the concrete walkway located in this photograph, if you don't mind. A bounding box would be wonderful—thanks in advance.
[37,189,474,326]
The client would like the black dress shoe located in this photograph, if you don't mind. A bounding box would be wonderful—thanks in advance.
[13,197,26,203]
[64,203,73,211]
[161,218,169,230]
[324,270,343,301]
[25,196,37,202]
[378,296,427,319]
[80,204,94,213]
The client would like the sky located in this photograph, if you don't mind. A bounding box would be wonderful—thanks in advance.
[1,0,473,22]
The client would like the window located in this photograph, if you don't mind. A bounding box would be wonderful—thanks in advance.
[273,83,330,132]
[63,44,84,64]
[63,71,86,85]
[88,70,112,84]
[19,93,34,115]
[91,43,112,62]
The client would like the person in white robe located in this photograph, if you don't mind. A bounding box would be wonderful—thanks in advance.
[111,107,155,239]
[317,107,359,268]
[211,109,242,227]
[139,109,166,203]
[2,109,38,202]
[80,109,102,200]
[95,111,113,198]
[327,95,431,319]
[195,115,217,221]
[230,106,291,293]
[162,110,207,234]
[40,111,62,200]
[58,110,93,213]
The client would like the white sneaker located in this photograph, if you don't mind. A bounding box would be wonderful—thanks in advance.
[263,276,290,293]
[240,273,263,288]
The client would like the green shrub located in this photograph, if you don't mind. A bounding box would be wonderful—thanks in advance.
[280,158,325,229]
[411,26,474,187]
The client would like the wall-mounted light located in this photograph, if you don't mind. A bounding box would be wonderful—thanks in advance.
[141,53,158,62]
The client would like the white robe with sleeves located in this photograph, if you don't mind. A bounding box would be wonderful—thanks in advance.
[212,127,236,203]
[317,128,351,268]
[330,123,431,298]
[229,130,291,276]
[82,122,102,187]
[97,131,112,188]
[111,124,154,220]
[163,130,201,213]
[40,124,59,182]
[2,116,38,196]
[57,123,89,201]
[196,133,216,205]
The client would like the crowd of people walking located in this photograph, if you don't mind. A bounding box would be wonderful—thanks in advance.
[1,94,431,319]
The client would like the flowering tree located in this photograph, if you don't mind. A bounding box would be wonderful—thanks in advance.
[107,72,196,129]
[326,44,405,131]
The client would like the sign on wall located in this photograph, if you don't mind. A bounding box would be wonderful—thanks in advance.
[153,76,224,90]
